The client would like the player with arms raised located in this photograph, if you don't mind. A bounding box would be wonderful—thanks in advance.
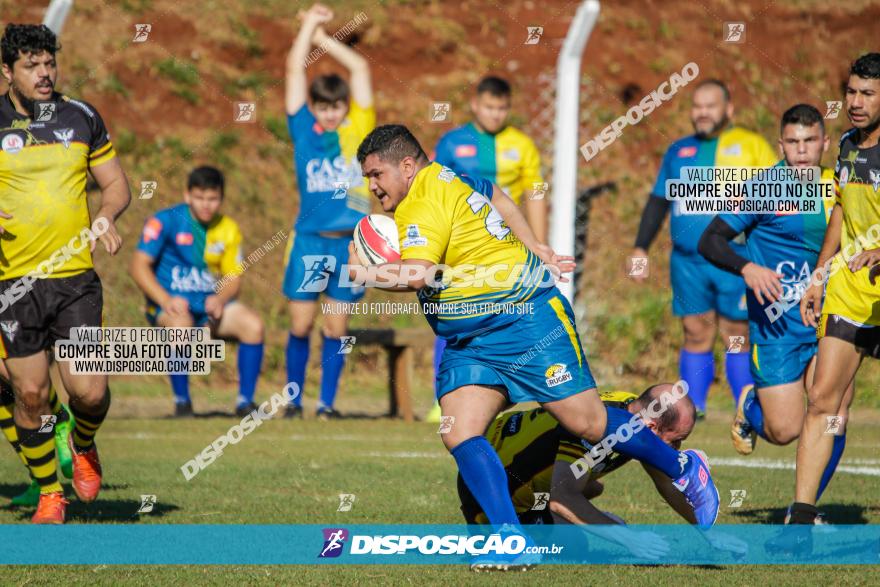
[354,125,719,571]
[282,3,375,419]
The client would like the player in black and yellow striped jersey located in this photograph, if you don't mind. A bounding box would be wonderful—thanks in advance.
[789,53,880,527]
[0,24,131,523]
[458,384,700,543]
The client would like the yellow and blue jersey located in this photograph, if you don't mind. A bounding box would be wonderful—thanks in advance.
[823,129,880,325]
[136,203,243,314]
[394,163,551,341]
[287,101,375,233]
[718,163,834,344]
[434,123,543,205]
[653,126,778,255]
[0,93,116,280]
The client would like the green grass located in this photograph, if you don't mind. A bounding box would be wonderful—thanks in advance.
[1,396,878,582]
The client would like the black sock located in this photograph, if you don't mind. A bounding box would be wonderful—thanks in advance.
[788,502,819,524]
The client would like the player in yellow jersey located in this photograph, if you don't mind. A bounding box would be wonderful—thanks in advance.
[354,125,719,571]
[786,53,880,528]
[0,24,131,524]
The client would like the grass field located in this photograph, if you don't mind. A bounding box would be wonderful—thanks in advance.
[1,389,878,583]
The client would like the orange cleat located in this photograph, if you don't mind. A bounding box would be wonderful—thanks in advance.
[32,491,68,524]
[68,435,103,503]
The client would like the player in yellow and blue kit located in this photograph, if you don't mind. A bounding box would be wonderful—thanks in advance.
[698,105,850,512]
[130,167,265,418]
[632,79,778,417]
[282,3,375,419]
[355,125,719,569]
[428,76,546,422]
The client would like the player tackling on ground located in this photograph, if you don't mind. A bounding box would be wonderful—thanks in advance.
[698,105,851,512]
[784,53,880,528]
[353,125,720,571]
[0,24,131,523]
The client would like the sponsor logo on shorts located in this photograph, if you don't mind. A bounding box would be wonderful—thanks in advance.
[544,363,572,387]
[1,320,19,342]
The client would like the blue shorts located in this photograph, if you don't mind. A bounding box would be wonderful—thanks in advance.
[671,251,747,320]
[750,341,817,388]
[436,293,596,404]
[145,301,210,327]
[282,233,365,303]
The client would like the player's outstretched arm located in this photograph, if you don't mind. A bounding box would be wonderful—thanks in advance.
[286,6,331,115]
[313,25,372,107]
[641,463,697,524]
[548,460,622,525]
[801,204,842,327]
[90,157,131,255]
[523,194,548,244]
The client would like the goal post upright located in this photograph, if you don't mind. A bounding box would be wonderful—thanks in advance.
[549,0,600,303]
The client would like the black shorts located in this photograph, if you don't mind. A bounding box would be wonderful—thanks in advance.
[0,270,103,359]
[456,474,553,525]
[818,313,880,359]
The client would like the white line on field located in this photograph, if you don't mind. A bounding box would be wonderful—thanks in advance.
[711,456,880,477]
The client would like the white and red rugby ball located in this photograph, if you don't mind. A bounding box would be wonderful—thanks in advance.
[353,214,401,265]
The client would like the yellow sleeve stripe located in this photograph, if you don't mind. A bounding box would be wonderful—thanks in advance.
[89,147,117,167]
[90,142,113,159]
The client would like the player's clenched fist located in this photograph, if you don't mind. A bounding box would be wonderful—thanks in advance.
[91,214,123,255]
[800,282,823,328]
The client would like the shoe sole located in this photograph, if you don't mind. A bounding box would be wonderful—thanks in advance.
[731,386,757,455]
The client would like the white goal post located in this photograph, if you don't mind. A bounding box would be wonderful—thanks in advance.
[43,0,74,36]
[549,0,600,303]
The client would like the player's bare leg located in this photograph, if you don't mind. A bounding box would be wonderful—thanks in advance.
[55,360,110,504]
[682,312,716,353]
[214,302,264,344]
[756,381,805,445]
[438,384,507,451]
[541,387,607,443]
[288,299,319,338]
[793,336,861,507]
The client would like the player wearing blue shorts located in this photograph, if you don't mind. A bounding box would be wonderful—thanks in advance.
[131,167,265,417]
[354,125,720,570]
[282,3,375,419]
[698,105,851,511]
[632,79,778,416]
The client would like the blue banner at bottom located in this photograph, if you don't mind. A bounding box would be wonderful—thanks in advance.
[0,525,878,565]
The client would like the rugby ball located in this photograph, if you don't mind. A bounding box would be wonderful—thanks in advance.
[353,214,401,265]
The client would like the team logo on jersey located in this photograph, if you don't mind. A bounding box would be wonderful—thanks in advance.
[502,148,520,161]
[53,128,74,148]
[454,144,477,158]
[143,218,162,243]
[677,146,697,158]
[176,233,194,246]
[207,242,226,255]
[402,224,427,248]
[722,143,742,156]
[1,133,24,154]
[870,169,880,192]
[438,166,455,183]
[297,255,335,293]
[838,166,849,190]
[544,363,572,387]
[319,528,349,558]
[1,320,19,342]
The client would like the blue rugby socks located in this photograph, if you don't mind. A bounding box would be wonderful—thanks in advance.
[451,436,520,527]
[817,433,846,501]
[742,386,768,440]
[319,336,345,410]
[680,350,714,413]
[236,342,264,408]
[725,351,753,405]
[170,375,190,405]
[603,406,685,479]
[286,333,309,408]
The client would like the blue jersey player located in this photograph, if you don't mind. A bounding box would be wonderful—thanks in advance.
[632,79,778,417]
[354,125,720,571]
[282,4,375,419]
[131,166,266,417]
[699,105,853,513]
